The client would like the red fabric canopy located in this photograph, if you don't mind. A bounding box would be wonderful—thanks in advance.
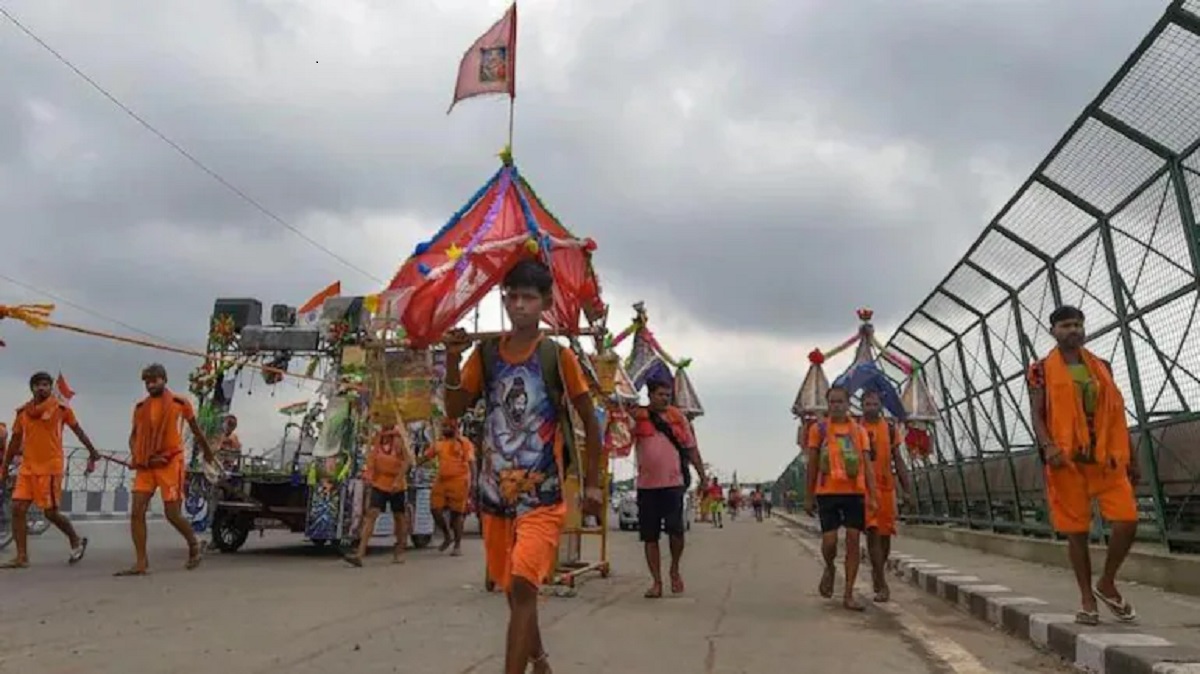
[382,164,603,347]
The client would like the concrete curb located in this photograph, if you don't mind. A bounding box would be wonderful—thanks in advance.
[776,512,1200,674]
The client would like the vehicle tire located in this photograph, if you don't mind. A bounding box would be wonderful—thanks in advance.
[411,534,432,549]
[211,512,250,553]
[311,539,329,548]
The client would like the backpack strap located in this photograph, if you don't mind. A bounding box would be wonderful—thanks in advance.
[536,339,576,472]
[478,337,502,405]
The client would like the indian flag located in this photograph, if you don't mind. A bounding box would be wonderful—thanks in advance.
[297,281,341,326]
[278,401,309,417]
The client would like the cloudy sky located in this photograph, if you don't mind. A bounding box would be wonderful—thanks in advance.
[0,0,1170,484]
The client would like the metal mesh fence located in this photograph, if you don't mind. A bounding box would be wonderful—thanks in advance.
[886,1,1200,552]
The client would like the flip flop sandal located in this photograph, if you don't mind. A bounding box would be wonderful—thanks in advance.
[69,537,89,565]
[819,565,835,599]
[1093,587,1137,623]
[644,584,663,599]
[843,596,866,612]
[1075,610,1100,626]
[450,548,463,557]
[343,555,364,568]
[670,574,685,595]
[185,541,207,570]
[113,568,148,577]
[530,651,551,674]
[873,587,890,603]
[0,559,29,570]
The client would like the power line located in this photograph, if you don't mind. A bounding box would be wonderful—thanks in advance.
[0,271,190,351]
[0,5,385,285]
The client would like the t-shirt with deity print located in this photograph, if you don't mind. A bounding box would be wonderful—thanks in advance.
[460,336,589,518]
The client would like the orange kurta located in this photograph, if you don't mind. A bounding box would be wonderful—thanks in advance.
[1029,350,1137,534]
[806,419,870,496]
[428,436,475,513]
[11,399,76,510]
[130,392,194,502]
[860,417,898,535]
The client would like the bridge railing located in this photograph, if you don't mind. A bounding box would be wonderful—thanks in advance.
[884,0,1200,553]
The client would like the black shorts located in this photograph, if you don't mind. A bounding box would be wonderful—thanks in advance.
[369,488,407,513]
[816,494,866,533]
[637,487,685,542]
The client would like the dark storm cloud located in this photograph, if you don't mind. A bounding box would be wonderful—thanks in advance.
[0,0,1173,469]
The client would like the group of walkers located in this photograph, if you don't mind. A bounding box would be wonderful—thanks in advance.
[2,365,216,574]
[697,478,773,528]
[801,304,1140,625]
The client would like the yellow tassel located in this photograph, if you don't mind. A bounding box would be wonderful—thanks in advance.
[0,303,54,329]
[525,238,540,255]
[446,243,464,262]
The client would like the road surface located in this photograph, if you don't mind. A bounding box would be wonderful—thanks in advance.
[1,515,1071,673]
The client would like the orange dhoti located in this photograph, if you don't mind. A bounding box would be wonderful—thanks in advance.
[132,454,186,503]
[12,474,63,511]
[866,488,898,536]
[431,478,470,514]
[1045,462,1137,534]
[482,502,566,592]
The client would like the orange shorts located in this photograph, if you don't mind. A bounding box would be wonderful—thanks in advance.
[431,479,469,513]
[1045,462,1137,534]
[482,502,567,592]
[133,455,186,503]
[867,488,898,536]
[12,473,63,511]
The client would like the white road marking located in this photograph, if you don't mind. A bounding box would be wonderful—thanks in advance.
[777,522,997,674]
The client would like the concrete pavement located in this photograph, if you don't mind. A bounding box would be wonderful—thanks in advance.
[778,511,1200,674]
[2,514,1072,673]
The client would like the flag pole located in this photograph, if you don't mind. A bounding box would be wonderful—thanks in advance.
[507,96,515,153]
[507,0,517,153]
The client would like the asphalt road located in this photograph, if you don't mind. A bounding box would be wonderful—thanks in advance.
[1,513,1071,673]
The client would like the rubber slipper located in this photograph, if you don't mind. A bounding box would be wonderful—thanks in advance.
[819,565,835,598]
[343,555,363,568]
[670,573,685,595]
[843,596,866,612]
[113,568,148,577]
[873,586,890,603]
[69,537,89,565]
[1093,586,1137,623]
[0,559,29,570]
[1075,609,1100,626]
[644,584,663,599]
[185,541,207,570]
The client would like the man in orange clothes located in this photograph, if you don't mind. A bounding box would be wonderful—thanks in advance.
[444,259,603,674]
[215,414,242,471]
[804,385,878,611]
[1029,305,1140,625]
[116,363,215,576]
[860,389,911,603]
[426,417,475,556]
[1,371,101,569]
[347,425,413,566]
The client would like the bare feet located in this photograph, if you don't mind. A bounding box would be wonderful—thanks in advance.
[843,595,866,612]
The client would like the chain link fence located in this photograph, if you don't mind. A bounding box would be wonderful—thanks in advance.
[884,0,1200,553]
